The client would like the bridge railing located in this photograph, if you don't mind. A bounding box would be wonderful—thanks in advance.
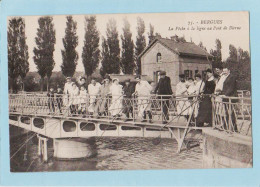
[9,93,252,135]
[212,95,252,136]
[9,93,200,125]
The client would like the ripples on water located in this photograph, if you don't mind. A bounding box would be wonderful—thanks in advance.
[10,133,202,172]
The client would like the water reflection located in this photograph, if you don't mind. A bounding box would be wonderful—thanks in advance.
[10,133,202,172]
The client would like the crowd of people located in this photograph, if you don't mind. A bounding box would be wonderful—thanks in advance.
[47,63,238,128]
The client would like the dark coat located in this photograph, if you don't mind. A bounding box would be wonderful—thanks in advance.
[221,74,238,97]
[154,76,173,95]
[123,84,135,98]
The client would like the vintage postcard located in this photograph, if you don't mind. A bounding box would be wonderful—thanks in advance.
[7,11,251,172]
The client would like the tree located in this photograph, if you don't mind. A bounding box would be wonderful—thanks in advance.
[100,37,110,77]
[100,19,120,76]
[225,44,239,76]
[135,17,146,75]
[82,16,100,80]
[61,16,78,77]
[215,39,222,62]
[238,48,251,82]
[198,41,207,51]
[210,39,222,68]
[8,17,29,93]
[148,23,155,44]
[120,18,135,74]
[33,16,56,91]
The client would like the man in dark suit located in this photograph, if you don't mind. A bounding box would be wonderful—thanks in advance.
[221,66,238,132]
[122,79,135,121]
[154,71,173,124]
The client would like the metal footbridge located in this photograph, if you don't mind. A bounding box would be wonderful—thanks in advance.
[9,93,251,161]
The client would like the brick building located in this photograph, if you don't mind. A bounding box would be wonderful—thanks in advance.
[138,36,213,91]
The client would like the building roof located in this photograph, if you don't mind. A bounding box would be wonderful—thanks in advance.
[138,37,213,59]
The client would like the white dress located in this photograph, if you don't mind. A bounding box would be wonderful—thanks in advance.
[69,87,80,105]
[135,81,153,117]
[109,84,123,116]
[63,82,73,106]
[176,81,189,115]
[88,83,101,113]
[193,80,205,117]
[79,90,88,110]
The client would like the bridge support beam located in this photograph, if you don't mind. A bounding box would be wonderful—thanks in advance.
[37,134,48,162]
[53,138,95,159]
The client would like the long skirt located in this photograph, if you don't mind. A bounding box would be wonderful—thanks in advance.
[109,96,123,116]
[88,96,97,113]
[95,96,108,114]
[176,97,189,116]
[196,95,213,126]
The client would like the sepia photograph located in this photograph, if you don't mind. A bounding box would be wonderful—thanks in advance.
[7,11,252,172]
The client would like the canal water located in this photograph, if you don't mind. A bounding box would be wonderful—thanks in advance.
[10,132,202,172]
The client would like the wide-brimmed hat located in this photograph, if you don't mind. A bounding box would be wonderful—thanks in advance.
[195,73,202,78]
[206,68,212,73]
[112,78,119,82]
[160,71,166,75]
[79,76,86,81]
[135,75,141,80]
[104,74,110,80]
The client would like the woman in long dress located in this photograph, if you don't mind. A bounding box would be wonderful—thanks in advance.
[69,82,80,115]
[95,76,111,116]
[134,76,153,122]
[196,69,216,127]
[109,78,123,117]
[176,74,189,117]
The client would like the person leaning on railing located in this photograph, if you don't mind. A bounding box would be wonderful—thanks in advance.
[153,71,173,124]
[196,69,216,127]
[133,75,153,123]
[47,87,55,114]
[219,65,238,132]
[122,79,135,122]
[56,86,63,114]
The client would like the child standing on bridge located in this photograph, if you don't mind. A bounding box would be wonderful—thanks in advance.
[47,87,55,114]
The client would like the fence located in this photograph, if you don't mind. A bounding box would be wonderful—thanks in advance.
[9,93,252,135]
[212,95,252,136]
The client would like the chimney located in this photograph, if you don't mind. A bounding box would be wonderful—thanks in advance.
[171,35,179,42]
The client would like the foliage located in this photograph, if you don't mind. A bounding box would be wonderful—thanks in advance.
[198,41,207,51]
[148,23,155,44]
[8,17,29,92]
[225,45,251,90]
[100,19,120,76]
[120,18,135,74]
[61,16,78,77]
[135,17,146,75]
[210,39,222,68]
[82,16,100,79]
[33,16,56,91]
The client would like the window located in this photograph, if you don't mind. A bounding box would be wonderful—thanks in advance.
[156,53,162,63]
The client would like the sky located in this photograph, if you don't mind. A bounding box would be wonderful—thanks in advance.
[9,11,250,72]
